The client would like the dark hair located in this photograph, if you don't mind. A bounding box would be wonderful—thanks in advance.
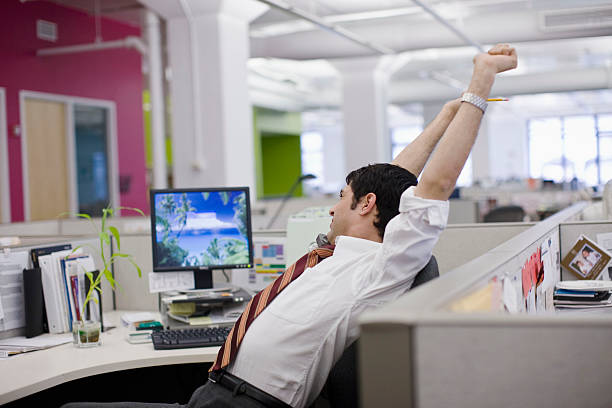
[345,163,418,239]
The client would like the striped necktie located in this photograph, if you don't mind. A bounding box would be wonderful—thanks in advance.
[210,245,335,372]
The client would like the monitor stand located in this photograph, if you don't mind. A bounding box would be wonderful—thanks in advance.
[193,269,213,290]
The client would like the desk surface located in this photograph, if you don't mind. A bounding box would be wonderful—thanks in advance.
[0,311,219,404]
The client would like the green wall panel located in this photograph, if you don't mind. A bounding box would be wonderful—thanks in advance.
[253,107,303,199]
[261,133,303,197]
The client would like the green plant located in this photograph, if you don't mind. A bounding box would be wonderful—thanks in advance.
[63,205,145,322]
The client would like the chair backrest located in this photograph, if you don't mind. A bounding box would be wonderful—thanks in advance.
[483,205,525,223]
[312,256,439,408]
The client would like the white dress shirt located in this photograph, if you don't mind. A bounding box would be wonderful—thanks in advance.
[228,187,449,408]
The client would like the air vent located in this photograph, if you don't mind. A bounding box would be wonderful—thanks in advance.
[37,19,57,42]
[539,6,612,32]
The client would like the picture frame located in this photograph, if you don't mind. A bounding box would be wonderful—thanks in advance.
[561,235,612,280]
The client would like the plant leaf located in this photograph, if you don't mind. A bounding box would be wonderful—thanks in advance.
[127,256,142,278]
[103,269,117,289]
[116,206,146,217]
[108,226,120,251]
[111,252,129,262]
[99,231,110,246]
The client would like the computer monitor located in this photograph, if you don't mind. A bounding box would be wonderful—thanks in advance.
[149,187,254,289]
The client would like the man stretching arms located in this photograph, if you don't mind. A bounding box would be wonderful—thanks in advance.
[63,44,517,408]
[201,43,517,408]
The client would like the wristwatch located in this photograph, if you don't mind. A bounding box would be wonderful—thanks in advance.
[461,92,487,113]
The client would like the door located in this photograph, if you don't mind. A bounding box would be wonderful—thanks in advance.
[24,98,70,221]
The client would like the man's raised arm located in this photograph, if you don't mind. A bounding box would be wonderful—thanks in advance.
[415,44,518,201]
[391,98,460,177]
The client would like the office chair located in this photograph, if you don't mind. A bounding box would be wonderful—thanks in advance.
[311,256,439,408]
[483,205,525,223]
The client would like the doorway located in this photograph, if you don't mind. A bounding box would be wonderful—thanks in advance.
[20,91,118,221]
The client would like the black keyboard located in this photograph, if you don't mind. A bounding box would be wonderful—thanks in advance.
[151,326,231,350]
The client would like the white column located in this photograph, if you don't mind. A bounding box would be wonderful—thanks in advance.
[145,10,167,189]
[139,0,267,193]
[333,57,392,175]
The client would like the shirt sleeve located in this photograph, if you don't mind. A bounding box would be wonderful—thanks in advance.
[355,186,449,302]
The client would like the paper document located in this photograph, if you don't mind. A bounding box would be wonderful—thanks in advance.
[0,250,29,331]
[121,312,158,327]
[0,333,72,358]
[449,280,502,312]
[540,234,557,291]
[148,271,195,293]
[502,275,519,313]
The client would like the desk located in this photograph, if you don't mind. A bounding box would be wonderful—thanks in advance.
[0,311,219,405]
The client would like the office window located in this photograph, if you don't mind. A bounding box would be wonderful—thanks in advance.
[529,118,563,181]
[599,114,612,183]
[565,116,597,185]
[300,131,324,187]
[391,125,421,159]
[74,105,111,215]
[456,154,473,187]
[528,114,611,185]
[391,125,472,186]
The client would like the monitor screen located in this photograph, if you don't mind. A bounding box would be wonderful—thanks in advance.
[150,187,253,277]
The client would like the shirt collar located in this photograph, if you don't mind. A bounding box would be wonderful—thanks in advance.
[333,235,380,257]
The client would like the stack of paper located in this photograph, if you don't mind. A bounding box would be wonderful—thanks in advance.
[554,280,612,310]
[0,334,72,358]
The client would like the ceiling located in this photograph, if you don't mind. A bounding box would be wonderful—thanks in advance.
[39,0,612,113]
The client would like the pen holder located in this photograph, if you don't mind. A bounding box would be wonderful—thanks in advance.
[73,320,102,348]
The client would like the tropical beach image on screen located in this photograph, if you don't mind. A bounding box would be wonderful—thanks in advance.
[154,191,249,268]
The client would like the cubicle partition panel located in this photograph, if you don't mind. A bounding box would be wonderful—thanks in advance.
[432,222,534,274]
[0,219,61,237]
[358,202,612,408]
[112,234,156,311]
[360,315,612,408]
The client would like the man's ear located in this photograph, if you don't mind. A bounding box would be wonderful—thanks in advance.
[360,193,377,215]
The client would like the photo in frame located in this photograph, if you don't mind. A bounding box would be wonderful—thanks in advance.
[561,235,612,280]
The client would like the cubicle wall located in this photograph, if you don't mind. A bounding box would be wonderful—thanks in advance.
[432,222,533,274]
[0,216,538,312]
[358,202,612,408]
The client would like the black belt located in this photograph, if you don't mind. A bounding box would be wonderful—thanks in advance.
[208,370,292,408]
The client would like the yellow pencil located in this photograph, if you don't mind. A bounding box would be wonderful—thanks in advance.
[487,98,509,101]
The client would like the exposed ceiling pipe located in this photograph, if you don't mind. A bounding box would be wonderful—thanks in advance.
[411,0,484,52]
[427,70,467,90]
[255,0,395,55]
[37,36,147,56]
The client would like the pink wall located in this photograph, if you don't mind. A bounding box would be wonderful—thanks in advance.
[0,0,147,221]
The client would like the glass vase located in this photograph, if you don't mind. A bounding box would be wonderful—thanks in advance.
[73,320,102,348]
